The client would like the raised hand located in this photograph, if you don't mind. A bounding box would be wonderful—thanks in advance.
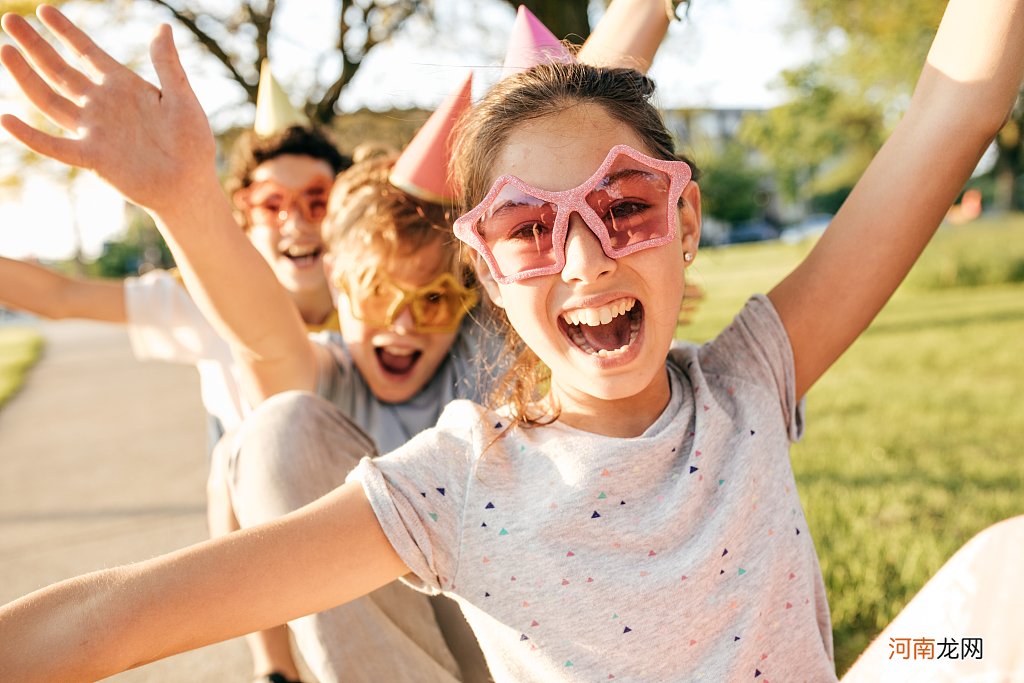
[0,6,217,216]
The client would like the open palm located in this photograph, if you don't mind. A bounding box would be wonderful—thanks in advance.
[0,6,216,215]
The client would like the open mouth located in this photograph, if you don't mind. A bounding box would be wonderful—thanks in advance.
[283,244,323,268]
[375,345,422,377]
[559,297,643,358]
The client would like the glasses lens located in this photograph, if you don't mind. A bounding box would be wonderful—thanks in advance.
[248,185,329,226]
[350,275,403,327]
[301,188,329,222]
[476,184,559,277]
[585,155,672,251]
[411,285,461,330]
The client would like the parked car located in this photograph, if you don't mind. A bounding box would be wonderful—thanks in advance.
[725,220,780,245]
[780,213,833,244]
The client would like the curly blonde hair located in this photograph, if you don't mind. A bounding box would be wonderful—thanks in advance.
[323,153,472,286]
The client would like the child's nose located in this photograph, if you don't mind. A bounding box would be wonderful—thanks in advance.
[560,214,615,283]
[280,206,318,235]
[389,302,416,334]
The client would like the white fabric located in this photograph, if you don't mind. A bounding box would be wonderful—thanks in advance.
[124,270,245,431]
[351,295,837,682]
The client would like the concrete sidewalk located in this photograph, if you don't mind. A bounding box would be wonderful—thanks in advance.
[0,319,251,681]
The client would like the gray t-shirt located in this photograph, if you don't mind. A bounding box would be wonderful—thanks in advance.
[310,310,504,454]
[349,295,837,682]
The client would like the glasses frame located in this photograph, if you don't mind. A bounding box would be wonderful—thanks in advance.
[336,270,480,334]
[453,144,692,285]
[238,179,332,229]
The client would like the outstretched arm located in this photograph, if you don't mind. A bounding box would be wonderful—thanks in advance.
[767,0,1024,399]
[0,255,126,322]
[578,0,670,73]
[0,480,406,683]
[0,7,317,401]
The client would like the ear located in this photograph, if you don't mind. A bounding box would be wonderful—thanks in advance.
[232,187,250,211]
[679,180,702,262]
[473,254,504,309]
[232,188,253,230]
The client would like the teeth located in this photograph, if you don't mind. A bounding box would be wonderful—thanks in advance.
[382,346,416,356]
[561,297,636,327]
[286,245,319,258]
[561,298,642,358]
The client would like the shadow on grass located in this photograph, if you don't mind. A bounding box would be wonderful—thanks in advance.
[863,306,1024,337]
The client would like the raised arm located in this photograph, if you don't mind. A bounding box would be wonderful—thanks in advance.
[767,0,1024,399]
[578,0,670,73]
[0,255,126,322]
[0,7,317,401]
[0,480,406,682]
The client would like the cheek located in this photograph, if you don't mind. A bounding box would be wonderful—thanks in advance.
[496,286,553,349]
[247,227,280,260]
[337,302,372,345]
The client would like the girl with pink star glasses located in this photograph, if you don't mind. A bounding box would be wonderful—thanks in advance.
[2,1,1024,681]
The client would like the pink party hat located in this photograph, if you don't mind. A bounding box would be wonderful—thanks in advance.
[501,5,574,79]
[389,73,473,204]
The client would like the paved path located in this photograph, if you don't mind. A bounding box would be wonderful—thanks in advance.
[0,319,252,681]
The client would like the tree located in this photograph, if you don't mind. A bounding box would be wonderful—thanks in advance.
[698,141,766,225]
[7,0,598,125]
[766,0,1024,210]
[739,64,886,207]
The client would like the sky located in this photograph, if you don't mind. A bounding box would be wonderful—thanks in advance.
[0,0,813,260]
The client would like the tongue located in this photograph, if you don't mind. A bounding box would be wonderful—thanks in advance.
[379,349,418,374]
[580,314,631,352]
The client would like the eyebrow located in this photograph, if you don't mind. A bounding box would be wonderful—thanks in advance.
[598,167,658,186]
[486,198,548,220]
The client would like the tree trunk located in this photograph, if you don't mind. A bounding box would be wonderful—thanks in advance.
[521,0,592,43]
[991,112,1022,212]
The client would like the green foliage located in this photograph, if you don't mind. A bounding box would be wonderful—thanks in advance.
[738,65,885,204]
[904,217,1024,289]
[682,214,1024,675]
[697,142,765,224]
[790,0,1024,210]
[0,0,63,15]
[93,210,174,278]
[0,327,43,410]
[800,0,944,104]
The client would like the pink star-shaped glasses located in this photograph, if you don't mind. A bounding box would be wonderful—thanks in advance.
[454,144,692,284]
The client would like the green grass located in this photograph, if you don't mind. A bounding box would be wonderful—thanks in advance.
[0,327,44,409]
[681,214,1024,674]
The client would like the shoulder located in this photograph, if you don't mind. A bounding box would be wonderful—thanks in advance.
[698,294,792,375]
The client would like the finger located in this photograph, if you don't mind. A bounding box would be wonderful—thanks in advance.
[150,25,183,89]
[0,44,81,132]
[1,114,84,169]
[35,5,120,77]
[1,12,92,98]
[149,24,200,105]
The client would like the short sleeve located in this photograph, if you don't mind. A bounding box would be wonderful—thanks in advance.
[346,400,483,594]
[698,294,804,440]
[309,332,347,397]
[124,270,227,365]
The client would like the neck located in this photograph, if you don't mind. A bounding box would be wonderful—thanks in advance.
[547,369,671,438]
[290,287,335,326]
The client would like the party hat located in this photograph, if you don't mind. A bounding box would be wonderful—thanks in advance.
[389,72,473,204]
[501,5,574,79]
[254,60,308,136]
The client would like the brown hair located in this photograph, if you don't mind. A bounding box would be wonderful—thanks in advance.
[225,125,351,201]
[452,61,700,430]
[322,153,472,287]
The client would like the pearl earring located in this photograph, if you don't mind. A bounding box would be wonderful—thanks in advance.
[683,251,694,262]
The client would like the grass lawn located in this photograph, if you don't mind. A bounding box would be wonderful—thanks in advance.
[0,326,44,410]
[682,214,1024,674]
